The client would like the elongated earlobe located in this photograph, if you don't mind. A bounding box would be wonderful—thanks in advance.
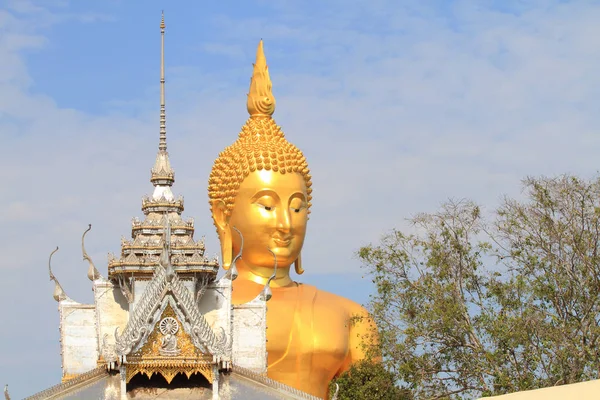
[211,199,232,270]
[220,229,232,270]
[294,252,304,275]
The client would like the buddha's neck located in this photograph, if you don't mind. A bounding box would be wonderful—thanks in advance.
[234,258,294,288]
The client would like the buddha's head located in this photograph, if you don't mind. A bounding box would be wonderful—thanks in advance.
[209,41,312,276]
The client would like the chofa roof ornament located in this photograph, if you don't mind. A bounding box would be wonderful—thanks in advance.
[82,224,103,281]
[48,247,69,302]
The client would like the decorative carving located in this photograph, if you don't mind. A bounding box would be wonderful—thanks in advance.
[159,317,179,335]
[48,247,68,302]
[108,209,217,278]
[126,305,214,384]
[114,265,165,356]
[131,216,194,229]
[114,237,227,359]
[160,222,175,282]
[159,317,181,356]
[82,224,103,281]
[117,274,134,304]
[141,195,184,211]
[195,274,210,308]
[126,363,213,385]
[101,334,117,365]
[4,384,10,400]
[168,271,228,357]
[159,334,180,356]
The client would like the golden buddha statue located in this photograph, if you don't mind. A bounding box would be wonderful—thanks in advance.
[208,40,375,398]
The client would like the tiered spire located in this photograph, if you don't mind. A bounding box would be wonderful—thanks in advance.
[150,11,175,194]
[108,13,218,282]
[159,12,167,152]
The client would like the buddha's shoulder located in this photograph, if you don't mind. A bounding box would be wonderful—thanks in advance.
[298,283,368,315]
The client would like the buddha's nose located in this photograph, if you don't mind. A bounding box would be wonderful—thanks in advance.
[276,207,291,232]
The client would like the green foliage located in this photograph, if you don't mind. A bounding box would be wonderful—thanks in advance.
[358,175,600,399]
[330,360,412,400]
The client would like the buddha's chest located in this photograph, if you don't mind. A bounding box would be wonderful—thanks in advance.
[265,290,350,376]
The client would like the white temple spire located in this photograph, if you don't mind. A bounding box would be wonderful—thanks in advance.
[159,11,167,152]
[150,11,175,193]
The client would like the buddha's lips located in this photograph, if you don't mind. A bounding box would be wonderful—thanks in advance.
[273,237,292,247]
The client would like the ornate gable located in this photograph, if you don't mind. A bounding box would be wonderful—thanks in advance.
[125,303,215,384]
[114,225,230,387]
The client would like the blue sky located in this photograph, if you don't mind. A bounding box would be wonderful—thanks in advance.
[2,0,600,397]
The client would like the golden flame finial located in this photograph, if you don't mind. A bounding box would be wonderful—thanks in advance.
[247,40,276,117]
[160,11,165,31]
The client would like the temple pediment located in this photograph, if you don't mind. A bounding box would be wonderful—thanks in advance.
[115,235,227,361]
[125,303,215,384]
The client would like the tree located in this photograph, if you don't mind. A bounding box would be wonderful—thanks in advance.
[329,360,412,400]
[357,175,600,399]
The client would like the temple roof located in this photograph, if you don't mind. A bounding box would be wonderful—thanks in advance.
[23,368,323,400]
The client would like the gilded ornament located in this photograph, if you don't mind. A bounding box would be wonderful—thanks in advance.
[127,305,214,384]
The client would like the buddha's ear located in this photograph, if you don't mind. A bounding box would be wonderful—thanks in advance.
[211,200,229,232]
[211,200,232,270]
[294,253,304,275]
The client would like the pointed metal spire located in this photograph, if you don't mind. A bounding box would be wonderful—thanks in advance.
[159,11,167,152]
[151,11,175,190]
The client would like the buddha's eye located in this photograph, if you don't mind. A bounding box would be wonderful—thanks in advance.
[290,198,306,214]
[255,196,276,211]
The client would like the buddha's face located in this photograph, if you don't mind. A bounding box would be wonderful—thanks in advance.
[228,169,308,270]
